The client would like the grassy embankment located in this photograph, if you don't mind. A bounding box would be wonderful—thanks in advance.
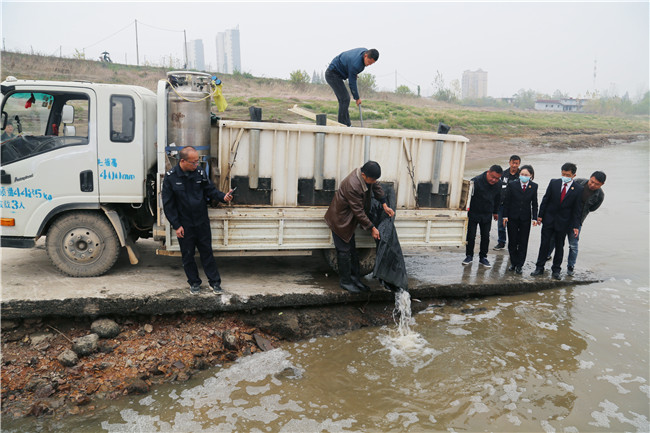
[2,51,648,140]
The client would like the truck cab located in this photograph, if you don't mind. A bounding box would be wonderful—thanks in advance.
[0,77,157,276]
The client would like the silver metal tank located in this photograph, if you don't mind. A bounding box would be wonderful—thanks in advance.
[166,71,212,157]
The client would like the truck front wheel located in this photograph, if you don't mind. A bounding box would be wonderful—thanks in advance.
[46,212,120,277]
[322,248,376,276]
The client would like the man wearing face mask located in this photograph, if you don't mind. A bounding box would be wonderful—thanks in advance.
[162,146,234,294]
[531,162,584,280]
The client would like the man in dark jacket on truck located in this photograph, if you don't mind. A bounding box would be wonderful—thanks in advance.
[162,146,233,295]
[325,48,379,126]
[462,165,503,268]
[325,161,394,293]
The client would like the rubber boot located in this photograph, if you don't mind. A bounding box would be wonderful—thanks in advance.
[337,252,361,293]
[350,249,370,292]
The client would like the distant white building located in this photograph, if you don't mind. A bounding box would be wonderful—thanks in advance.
[462,69,488,99]
[216,26,241,74]
[534,98,588,112]
[185,39,205,71]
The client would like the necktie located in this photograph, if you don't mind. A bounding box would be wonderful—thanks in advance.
[560,184,567,202]
[522,183,526,191]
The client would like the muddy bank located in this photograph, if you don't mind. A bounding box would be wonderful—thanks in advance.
[466,132,647,162]
[1,297,429,421]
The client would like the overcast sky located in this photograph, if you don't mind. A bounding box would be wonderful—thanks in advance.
[2,1,648,99]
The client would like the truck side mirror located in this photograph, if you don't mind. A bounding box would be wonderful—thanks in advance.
[62,105,74,124]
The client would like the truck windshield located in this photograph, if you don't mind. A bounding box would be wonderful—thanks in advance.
[1,91,89,166]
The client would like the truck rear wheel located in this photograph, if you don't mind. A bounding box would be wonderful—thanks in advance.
[322,248,376,276]
[46,212,120,277]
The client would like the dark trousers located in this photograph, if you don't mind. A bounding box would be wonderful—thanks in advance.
[325,68,351,126]
[466,217,491,258]
[535,224,566,273]
[177,223,221,286]
[506,219,531,267]
[332,231,355,253]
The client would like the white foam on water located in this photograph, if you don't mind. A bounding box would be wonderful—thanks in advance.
[507,413,522,426]
[557,382,575,392]
[500,378,524,403]
[579,360,595,369]
[560,344,572,351]
[537,322,558,331]
[446,327,472,336]
[429,415,437,423]
[589,399,650,431]
[138,395,155,406]
[612,333,626,340]
[448,314,468,325]
[540,419,556,432]
[468,395,489,416]
[597,373,647,394]
[641,385,650,398]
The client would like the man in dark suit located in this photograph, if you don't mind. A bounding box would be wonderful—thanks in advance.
[531,162,584,280]
[502,164,538,274]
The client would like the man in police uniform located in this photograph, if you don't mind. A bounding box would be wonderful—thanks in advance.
[162,146,233,294]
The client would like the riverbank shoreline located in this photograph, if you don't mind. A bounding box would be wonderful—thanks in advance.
[465,132,647,162]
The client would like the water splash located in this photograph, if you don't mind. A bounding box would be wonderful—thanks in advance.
[378,289,440,372]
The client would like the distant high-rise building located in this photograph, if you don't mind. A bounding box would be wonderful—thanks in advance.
[215,25,241,74]
[185,39,205,71]
[462,69,488,99]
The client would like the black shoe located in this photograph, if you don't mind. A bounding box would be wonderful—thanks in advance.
[546,255,552,262]
[350,250,371,292]
[515,266,523,274]
[508,265,516,272]
[493,243,506,251]
[478,257,492,268]
[530,268,544,276]
[462,256,473,266]
[190,284,201,294]
[338,252,361,293]
[210,283,222,293]
[552,272,561,280]
[567,267,575,276]
[351,276,371,292]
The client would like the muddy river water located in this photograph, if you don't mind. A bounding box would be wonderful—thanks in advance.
[6,140,649,432]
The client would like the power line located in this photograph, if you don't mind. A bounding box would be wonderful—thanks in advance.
[83,20,135,50]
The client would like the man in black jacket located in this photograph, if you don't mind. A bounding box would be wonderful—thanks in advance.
[162,146,233,294]
[462,165,503,267]
[531,162,584,280]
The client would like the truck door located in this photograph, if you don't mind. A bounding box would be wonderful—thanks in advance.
[96,93,145,203]
[0,89,98,241]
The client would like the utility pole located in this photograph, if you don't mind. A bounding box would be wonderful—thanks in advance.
[183,30,188,69]
[135,19,140,66]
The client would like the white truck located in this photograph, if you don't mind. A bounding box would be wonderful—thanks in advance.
[0,72,470,277]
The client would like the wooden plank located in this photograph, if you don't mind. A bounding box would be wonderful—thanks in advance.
[288,104,346,127]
